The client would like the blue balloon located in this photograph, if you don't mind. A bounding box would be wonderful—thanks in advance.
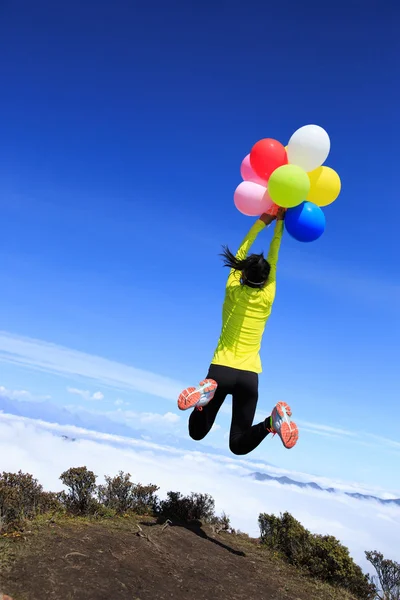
[285,202,326,243]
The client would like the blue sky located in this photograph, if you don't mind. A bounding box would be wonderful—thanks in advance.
[0,1,399,491]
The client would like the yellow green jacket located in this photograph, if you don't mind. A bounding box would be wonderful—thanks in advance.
[211,220,283,374]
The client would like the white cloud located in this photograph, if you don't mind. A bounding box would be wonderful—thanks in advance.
[67,387,104,402]
[0,385,50,401]
[0,413,398,576]
[2,411,399,498]
[297,420,356,437]
[112,409,180,426]
[369,434,400,450]
[114,399,129,407]
[298,420,400,452]
[0,331,398,455]
[0,331,185,401]
[0,385,32,400]
[63,404,180,429]
[137,411,180,425]
[221,406,400,453]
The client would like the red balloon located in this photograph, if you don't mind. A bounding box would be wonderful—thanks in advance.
[250,139,288,181]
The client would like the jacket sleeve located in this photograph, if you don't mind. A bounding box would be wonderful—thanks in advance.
[226,220,266,288]
[262,220,284,301]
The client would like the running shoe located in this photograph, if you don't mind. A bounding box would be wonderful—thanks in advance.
[177,379,218,411]
[268,401,299,449]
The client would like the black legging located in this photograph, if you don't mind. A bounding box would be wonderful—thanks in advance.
[189,364,270,455]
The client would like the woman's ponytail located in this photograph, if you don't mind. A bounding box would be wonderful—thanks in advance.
[220,246,270,286]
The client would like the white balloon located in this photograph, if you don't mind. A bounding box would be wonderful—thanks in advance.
[287,125,330,172]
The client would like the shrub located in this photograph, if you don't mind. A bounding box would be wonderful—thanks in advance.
[38,491,63,514]
[309,534,375,599]
[59,466,97,515]
[131,483,159,515]
[97,471,159,515]
[365,550,400,600]
[259,511,313,564]
[259,511,376,600]
[90,502,117,519]
[157,491,216,524]
[0,487,22,531]
[0,471,45,530]
[210,511,233,534]
[98,471,134,514]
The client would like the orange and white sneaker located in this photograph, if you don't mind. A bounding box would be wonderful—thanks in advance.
[268,401,299,449]
[177,379,218,411]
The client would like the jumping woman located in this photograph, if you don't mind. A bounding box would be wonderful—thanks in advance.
[177,210,299,455]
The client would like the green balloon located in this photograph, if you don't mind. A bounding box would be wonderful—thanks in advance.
[268,164,310,208]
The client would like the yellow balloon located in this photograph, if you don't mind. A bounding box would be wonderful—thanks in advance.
[307,166,341,207]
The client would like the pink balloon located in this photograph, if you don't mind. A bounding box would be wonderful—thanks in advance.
[234,181,274,217]
[240,154,268,187]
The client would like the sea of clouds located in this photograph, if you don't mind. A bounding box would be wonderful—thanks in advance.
[1,413,399,575]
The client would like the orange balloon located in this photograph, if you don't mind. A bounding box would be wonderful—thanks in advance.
[250,139,288,181]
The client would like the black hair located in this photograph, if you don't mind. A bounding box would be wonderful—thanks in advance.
[220,246,271,288]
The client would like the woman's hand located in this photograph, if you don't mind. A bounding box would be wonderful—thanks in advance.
[276,208,286,221]
[259,213,275,225]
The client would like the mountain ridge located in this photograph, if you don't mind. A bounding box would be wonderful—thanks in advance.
[250,471,400,506]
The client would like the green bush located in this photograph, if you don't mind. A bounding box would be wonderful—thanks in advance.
[0,471,46,530]
[98,471,134,514]
[157,491,216,524]
[90,503,117,519]
[259,511,314,564]
[38,491,63,514]
[259,511,376,600]
[131,482,159,515]
[0,487,22,531]
[60,466,98,515]
[97,471,159,515]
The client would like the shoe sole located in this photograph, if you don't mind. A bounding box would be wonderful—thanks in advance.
[177,379,217,411]
[274,401,299,450]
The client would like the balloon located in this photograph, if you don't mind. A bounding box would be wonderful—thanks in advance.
[250,139,288,180]
[307,166,341,207]
[240,154,268,187]
[287,125,330,172]
[285,202,326,242]
[267,164,310,208]
[234,181,274,217]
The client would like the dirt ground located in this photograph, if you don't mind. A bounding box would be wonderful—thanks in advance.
[0,516,357,600]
